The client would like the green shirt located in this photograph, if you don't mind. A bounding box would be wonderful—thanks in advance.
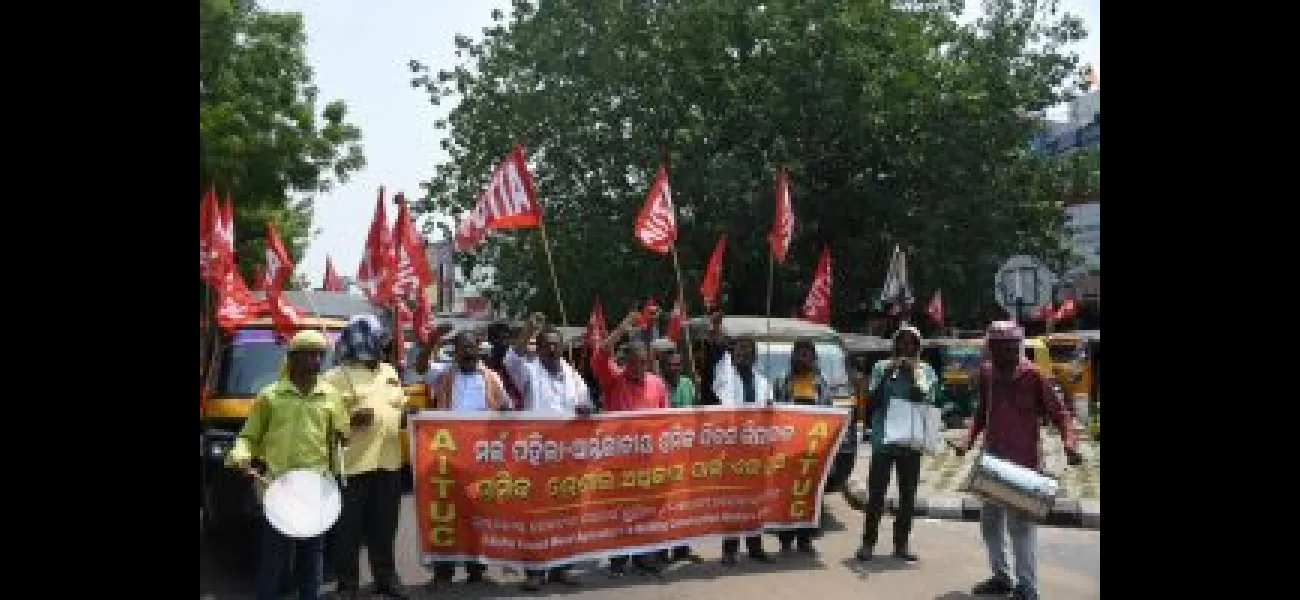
[868,359,940,453]
[669,375,696,408]
[227,377,349,481]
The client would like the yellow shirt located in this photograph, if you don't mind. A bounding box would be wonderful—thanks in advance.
[790,374,818,402]
[323,362,408,475]
[226,378,349,481]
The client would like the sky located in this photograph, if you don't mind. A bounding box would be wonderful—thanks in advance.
[261,0,1099,288]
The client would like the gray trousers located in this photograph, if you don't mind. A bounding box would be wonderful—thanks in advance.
[980,503,1037,597]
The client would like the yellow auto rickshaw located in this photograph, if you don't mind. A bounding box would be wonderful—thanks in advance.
[199,291,427,539]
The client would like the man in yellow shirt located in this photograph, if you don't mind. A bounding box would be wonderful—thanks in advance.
[323,315,410,600]
[226,330,363,600]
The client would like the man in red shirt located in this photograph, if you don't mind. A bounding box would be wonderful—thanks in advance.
[591,311,670,412]
[958,321,1082,600]
[590,310,669,576]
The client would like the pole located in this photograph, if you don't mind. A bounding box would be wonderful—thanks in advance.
[535,216,574,362]
[669,245,699,382]
[765,252,774,334]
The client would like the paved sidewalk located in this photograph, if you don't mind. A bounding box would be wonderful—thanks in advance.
[844,428,1100,529]
[201,494,1102,599]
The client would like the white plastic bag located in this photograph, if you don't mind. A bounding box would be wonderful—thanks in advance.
[882,397,925,449]
[883,398,944,454]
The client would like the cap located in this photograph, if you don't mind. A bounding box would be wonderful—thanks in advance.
[288,330,330,352]
[986,320,1025,341]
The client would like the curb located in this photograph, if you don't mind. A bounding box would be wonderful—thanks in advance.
[843,478,1099,530]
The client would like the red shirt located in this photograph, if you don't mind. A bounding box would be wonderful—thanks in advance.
[590,348,669,412]
[967,358,1075,470]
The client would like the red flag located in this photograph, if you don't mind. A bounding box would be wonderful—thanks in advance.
[699,234,727,309]
[1030,303,1055,321]
[633,166,678,254]
[263,221,304,340]
[357,187,396,304]
[801,245,832,325]
[455,145,544,252]
[210,196,263,333]
[586,298,608,349]
[200,187,222,284]
[926,290,945,326]
[666,293,685,342]
[768,167,795,263]
[322,256,344,292]
[391,194,437,344]
[390,194,435,301]
[1053,295,1079,322]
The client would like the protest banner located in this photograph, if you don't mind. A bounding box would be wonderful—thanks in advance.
[409,405,849,569]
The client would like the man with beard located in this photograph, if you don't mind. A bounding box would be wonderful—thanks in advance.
[592,311,670,577]
[426,331,510,587]
[703,311,775,566]
[504,313,593,591]
[958,321,1082,600]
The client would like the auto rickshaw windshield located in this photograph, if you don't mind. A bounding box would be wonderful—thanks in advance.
[752,341,850,391]
[216,329,341,397]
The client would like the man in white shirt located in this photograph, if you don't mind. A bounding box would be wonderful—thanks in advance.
[704,311,775,565]
[505,314,593,416]
[503,313,592,591]
[426,331,509,587]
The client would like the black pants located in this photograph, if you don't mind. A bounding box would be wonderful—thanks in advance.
[433,562,486,581]
[609,554,657,570]
[334,469,403,589]
[524,565,570,580]
[860,448,922,550]
[777,528,817,548]
[721,536,765,556]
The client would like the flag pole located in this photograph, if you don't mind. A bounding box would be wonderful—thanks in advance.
[765,253,774,334]
[535,216,574,362]
[669,244,699,382]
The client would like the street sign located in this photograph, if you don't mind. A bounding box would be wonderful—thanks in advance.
[994,255,1055,320]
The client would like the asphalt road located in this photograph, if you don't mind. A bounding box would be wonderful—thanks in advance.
[199,493,1099,599]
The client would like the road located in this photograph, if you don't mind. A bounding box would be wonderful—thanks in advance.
[200,494,1100,599]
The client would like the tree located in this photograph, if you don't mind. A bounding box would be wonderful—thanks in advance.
[409,0,1094,328]
[200,0,365,283]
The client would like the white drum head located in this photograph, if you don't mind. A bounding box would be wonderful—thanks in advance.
[262,469,342,539]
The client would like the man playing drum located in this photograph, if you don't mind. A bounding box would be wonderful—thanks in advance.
[226,330,367,600]
[957,321,1082,600]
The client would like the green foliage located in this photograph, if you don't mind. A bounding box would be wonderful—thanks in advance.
[200,0,365,283]
[410,0,1095,327]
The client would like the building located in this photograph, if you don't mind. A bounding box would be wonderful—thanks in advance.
[1029,91,1100,157]
[1028,92,1100,323]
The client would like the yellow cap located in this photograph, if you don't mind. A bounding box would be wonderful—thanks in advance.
[288,330,329,352]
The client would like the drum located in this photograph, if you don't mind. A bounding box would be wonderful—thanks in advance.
[262,469,343,539]
[963,453,1059,521]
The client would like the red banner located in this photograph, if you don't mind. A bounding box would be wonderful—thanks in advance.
[410,406,849,569]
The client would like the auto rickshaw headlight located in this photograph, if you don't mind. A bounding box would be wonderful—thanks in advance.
[208,440,231,459]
